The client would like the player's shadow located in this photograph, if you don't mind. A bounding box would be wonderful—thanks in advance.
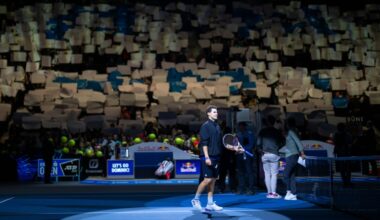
[218,199,251,207]
[184,210,238,219]
[221,197,267,207]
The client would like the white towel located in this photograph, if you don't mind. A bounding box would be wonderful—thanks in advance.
[298,156,306,167]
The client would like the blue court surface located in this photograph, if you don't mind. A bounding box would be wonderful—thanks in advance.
[0,179,364,220]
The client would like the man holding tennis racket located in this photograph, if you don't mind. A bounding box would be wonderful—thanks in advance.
[191,105,223,212]
[235,121,256,195]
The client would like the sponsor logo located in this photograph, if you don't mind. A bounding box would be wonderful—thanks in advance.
[180,162,196,172]
[89,159,99,169]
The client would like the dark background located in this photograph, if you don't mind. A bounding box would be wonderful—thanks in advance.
[3,0,379,11]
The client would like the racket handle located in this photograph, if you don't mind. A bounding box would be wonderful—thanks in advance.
[244,151,253,157]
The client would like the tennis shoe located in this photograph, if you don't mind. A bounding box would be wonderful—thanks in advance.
[191,199,202,211]
[268,193,282,199]
[205,202,223,211]
[284,193,297,200]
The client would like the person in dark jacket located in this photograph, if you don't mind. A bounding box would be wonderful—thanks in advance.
[361,121,378,176]
[191,105,223,212]
[333,123,353,187]
[216,122,237,193]
[236,121,256,195]
[42,130,56,184]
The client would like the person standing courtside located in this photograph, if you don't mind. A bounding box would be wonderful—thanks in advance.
[216,121,237,193]
[257,115,284,199]
[191,105,223,211]
[42,130,56,184]
[236,121,256,195]
[333,123,354,187]
[282,117,306,200]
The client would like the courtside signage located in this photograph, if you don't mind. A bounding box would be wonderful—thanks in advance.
[107,160,134,176]
[175,159,201,175]
[38,159,80,177]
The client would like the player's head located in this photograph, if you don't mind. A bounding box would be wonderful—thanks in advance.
[206,105,218,121]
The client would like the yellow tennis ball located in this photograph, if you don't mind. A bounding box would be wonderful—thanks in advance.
[68,139,76,147]
[148,133,156,140]
[95,150,103,158]
[61,136,68,143]
[62,147,70,154]
[133,137,142,144]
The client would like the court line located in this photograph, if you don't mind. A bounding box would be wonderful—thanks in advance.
[89,208,331,214]
[0,197,15,204]
[9,208,332,215]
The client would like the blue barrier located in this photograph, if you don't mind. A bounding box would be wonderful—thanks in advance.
[17,156,38,182]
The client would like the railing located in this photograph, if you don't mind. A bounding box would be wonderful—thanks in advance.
[294,155,380,219]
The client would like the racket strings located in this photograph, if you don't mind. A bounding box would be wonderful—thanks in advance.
[232,138,239,146]
[223,134,235,146]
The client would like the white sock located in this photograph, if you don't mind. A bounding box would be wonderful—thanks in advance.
[207,196,213,205]
[194,194,201,200]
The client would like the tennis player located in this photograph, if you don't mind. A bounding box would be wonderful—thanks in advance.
[191,105,223,212]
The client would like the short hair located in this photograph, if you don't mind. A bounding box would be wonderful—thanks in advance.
[206,105,217,114]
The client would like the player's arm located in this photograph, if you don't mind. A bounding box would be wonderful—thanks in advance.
[202,145,212,165]
[200,126,212,165]
[203,145,210,158]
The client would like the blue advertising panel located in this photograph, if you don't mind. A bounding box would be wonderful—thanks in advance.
[38,159,80,177]
[175,159,201,175]
[107,160,134,176]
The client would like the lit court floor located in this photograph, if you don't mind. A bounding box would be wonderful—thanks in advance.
[0,179,363,220]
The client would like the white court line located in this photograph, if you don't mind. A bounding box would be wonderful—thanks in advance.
[0,197,15,204]
[90,209,330,214]
[31,208,330,215]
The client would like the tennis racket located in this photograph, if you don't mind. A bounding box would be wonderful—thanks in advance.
[222,133,253,157]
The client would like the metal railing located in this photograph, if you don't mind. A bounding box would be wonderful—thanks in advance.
[294,155,380,219]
